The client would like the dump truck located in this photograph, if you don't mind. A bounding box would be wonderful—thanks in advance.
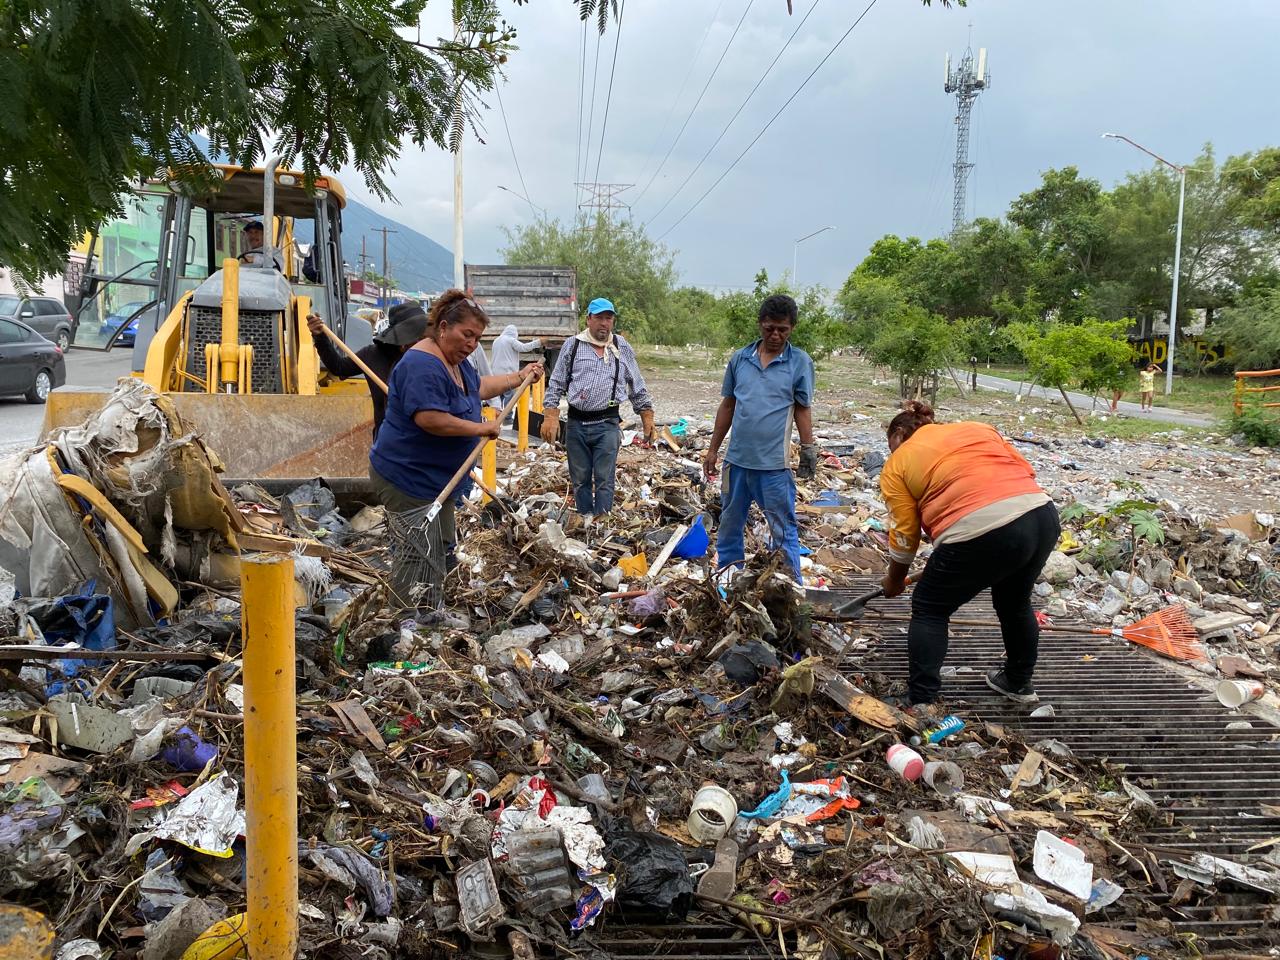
[465,264,579,373]
[44,158,377,487]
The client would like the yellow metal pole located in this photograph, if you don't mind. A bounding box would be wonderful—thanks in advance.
[532,374,545,411]
[219,257,241,392]
[241,554,298,960]
[482,407,498,504]
[1234,374,1243,417]
[517,386,530,453]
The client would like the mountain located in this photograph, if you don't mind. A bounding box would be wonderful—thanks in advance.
[338,200,454,296]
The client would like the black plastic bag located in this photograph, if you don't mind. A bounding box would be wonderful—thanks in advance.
[605,831,694,922]
[718,639,780,685]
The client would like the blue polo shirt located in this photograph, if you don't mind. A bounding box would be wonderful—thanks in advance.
[723,341,814,471]
[370,350,481,501]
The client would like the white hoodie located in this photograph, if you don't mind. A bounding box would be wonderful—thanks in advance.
[490,324,542,376]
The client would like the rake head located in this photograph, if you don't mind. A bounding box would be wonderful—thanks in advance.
[386,502,451,611]
[1121,604,1207,662]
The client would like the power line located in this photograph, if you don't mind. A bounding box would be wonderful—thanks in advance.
[632,0,758,205]
[591,0,628,188]
[654,0,881,241]
[631,0,728,190]
[574,18,587,210]
[495,82,538,221]
[579,24,605,193]
[643,0,824,227]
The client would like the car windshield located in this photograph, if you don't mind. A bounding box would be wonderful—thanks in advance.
[0,296,19,315]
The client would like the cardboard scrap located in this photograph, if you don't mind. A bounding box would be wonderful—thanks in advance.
[330,699,387,752]
[1010,750,1045,792]
[817,669,915,732]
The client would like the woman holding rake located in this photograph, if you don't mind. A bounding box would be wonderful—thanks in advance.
[370,290,542,608]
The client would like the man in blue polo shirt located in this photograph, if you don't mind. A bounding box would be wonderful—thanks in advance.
[703,294,817,580]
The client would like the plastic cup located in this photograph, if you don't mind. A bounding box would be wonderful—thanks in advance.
[1216,679,1265,709]
[687,784,739,843]
[886,743,925,782]
[922,760,965,796]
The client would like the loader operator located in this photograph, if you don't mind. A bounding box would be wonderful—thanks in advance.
[877,401,1060,709]
[307,303,429,439]
[237,221,281,270]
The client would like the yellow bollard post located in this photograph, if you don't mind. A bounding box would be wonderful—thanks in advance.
[482,407,498,504]
[219,258,241,392]
[517,386,530,453]
[532,374,545,412]
[241,554,298,960]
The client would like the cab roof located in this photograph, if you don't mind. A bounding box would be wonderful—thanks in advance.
[165,164,347,217]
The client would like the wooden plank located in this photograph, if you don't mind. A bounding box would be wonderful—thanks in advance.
[646,524,687,581]
[0,647,210,662]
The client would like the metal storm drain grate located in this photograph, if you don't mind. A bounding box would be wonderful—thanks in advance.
[819,584,1280,955]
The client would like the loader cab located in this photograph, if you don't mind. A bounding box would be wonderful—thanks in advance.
[72,165,367,379]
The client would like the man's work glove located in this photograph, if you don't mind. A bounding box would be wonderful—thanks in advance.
[540,412,560,445]
[640,409,656,444]
[798,443,819,479]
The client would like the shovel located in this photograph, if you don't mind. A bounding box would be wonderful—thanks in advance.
[830,576,913,620]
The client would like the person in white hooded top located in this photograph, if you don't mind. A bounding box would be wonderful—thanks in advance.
[490,324,544,413]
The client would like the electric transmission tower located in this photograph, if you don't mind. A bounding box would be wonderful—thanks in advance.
[576,182,633,218]
[943,44,989,235]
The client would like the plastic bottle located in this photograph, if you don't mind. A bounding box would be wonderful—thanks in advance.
[502,828,576,915]
[922,715,965,744]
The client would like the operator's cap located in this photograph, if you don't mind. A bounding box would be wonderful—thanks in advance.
[376,302,429,346]
[587,297,616,316]
[244,220,264,232]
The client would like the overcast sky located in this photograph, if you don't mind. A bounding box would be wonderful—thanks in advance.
[339,0,1279,293]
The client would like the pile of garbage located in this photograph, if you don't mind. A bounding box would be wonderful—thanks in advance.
[0,380,1277,960]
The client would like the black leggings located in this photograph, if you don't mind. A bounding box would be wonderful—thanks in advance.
[907,502,1060,703]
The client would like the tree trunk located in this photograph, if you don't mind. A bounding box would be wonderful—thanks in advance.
[1058,385,1084,425]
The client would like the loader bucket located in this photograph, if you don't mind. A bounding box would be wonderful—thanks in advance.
[41,387,375,487]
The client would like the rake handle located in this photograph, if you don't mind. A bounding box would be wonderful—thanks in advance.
[429,369,539,512]
[319,322,389,393]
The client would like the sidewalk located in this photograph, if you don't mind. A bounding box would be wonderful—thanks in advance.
[971,372,1216,428]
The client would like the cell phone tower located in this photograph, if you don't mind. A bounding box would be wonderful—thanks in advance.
[944,44,989,236]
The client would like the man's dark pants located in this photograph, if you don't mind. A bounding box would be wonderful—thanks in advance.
[565,419,622,515]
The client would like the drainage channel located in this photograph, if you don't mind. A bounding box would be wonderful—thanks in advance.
[817,585,1280,956]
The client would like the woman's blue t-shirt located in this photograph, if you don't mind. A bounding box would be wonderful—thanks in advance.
[370,349,481,501]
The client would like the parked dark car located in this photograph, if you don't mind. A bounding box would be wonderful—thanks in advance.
[0,294,77,351]
[0,317,67,403]
[99,300,150,347]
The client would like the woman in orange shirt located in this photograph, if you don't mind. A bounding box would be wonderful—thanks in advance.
[879,401,1060,706]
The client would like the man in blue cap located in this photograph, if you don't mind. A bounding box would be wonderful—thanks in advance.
[541,297,655,517]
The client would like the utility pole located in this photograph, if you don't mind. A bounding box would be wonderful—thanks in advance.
[943,43,990,236]
[453,16,465,289]
[372,226,397,305]
[1102,133,1187,396]
[358,236,370,281]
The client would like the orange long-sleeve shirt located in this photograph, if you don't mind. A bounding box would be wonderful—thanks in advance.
[879,422,1045,563]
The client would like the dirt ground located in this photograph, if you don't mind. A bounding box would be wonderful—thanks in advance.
[639,347,1280,519]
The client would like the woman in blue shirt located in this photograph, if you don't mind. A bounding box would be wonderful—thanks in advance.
[370,289,542,606]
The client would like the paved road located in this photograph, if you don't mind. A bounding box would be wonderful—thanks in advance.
[0,347,133,457]
[972,372,1216,428]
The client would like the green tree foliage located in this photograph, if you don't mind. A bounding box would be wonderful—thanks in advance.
[1214,289,1280,370]
[1012,319,1135,424]
[501,215,677,341]
[860,306,956,399]
[0,0,629,281]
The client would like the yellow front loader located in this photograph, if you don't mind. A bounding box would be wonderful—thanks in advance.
[45,158,377,486]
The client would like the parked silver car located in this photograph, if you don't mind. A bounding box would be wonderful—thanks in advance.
[0,294,77,351]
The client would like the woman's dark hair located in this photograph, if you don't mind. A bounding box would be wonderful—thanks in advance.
[758,293,798,325]
[428,288,488,334]
[887,399,935,442]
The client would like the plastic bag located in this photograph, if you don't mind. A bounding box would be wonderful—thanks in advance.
[606,831,694,921]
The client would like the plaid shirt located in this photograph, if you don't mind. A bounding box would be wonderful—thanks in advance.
[544,335,653,413]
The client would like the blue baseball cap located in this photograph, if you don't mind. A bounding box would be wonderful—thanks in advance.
[587,298,616,316]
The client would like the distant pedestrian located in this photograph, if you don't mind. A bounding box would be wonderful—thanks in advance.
[491,324,544,415]
[1139,363,1159,411]
[878,401,1059,706]
[703,293,817,581]
[1110,384,1123,413]
[540,298,655,517]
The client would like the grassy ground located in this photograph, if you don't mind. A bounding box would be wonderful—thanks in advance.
[979,363,1235,419]
[636,345,1220,443]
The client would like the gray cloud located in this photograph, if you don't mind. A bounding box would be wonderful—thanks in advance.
[340,0,1280,291]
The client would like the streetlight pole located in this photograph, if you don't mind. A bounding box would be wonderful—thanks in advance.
[1102,133,1186,396]
[792,225,836,287]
